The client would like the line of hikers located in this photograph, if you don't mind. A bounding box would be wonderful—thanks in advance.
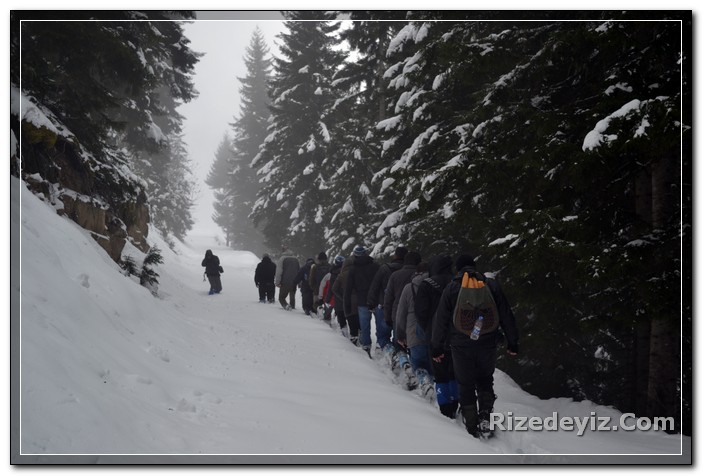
[254,244,520,439]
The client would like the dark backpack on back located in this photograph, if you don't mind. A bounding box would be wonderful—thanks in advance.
[452,271,499,337]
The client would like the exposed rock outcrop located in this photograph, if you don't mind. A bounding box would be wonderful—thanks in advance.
[18,118,150,262]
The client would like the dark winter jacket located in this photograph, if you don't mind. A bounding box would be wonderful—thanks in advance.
[383,264,418,326]
[276,249,300,286]
[344,255,379,316]
[202,250,222,276]
[367,259,404,309]
[324,262,343,304]
[431,266,519,355]
[294,259,315,292]
[415,255,454,338]
[255,256,276,286]
[333,258,356,316]
[309,259,331,294]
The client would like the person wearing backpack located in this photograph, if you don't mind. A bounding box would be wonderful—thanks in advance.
[254,253,276,303]
[309,252,331,314]
[383,251,422,349]
[367,246,407,326]
[333,255,360,345]
[344,246,381,355]
[320,255,344,324]
[395,262,433,394]
[431,254,519,439]
[202,249,223,295]
[415,254,460,419]
[276,245,300,311]
[294,258,316,315]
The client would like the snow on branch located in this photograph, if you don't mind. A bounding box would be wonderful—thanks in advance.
[582,99,641,151]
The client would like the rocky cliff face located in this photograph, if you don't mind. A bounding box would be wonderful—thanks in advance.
[17,113,150,263]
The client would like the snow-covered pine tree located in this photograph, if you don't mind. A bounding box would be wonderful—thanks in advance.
[368,19,463,257]
[138,132,196,245]
[251,12,344,256]
[206,134,237,246]
[228,27,273,254]
[14,11,200,255]
[116,19,200,246]
[321,14,404,257]
[368,12,687,432]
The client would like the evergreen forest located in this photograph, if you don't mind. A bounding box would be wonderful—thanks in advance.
[11,10,691,435]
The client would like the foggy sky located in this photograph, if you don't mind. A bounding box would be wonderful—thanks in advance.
[178,13,285,240]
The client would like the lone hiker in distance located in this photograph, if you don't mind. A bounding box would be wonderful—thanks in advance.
[202,249,223,295]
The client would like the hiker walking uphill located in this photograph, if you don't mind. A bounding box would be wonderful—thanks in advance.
[431,254,519,439]
[276,246,300,311]
[294,258,316,315]
[333,255,360,346]
[395,262,431,374]
[309,252,331,314]
[202,249,223,295]
[383,251,422,349]
[415,254,460,419]
[322,255,346,328]
[345,246,383,355]
[254,253,276,303]
[368,246,407,325]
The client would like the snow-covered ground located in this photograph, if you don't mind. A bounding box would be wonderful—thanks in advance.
[13,176,688,465]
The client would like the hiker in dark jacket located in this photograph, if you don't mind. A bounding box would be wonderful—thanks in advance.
[363,246,406,354]
[345,246,384,353]
[367,245,407,313]
[415,254,459,419]
[320,255,344,324]
[431,254,519,438]
[276,246,300,310]
[309,252,331,312]
[254,253,276,303]
[333,255,360,345]
[294,258,316,315]
[202,249,223,295]
[383,251,422,348]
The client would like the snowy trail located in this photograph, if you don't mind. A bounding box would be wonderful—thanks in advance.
[16,177,686,458]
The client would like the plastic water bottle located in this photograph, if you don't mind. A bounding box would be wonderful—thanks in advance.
[470,315,484,340]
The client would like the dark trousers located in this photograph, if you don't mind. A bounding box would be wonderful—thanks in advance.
[207,275,222,293]
[278,283,297,309]
[333,300,346,327]
[301,288,314,314]
[346,313,360,338]
[258,282,275,302]
[451,344,497,408]
[432,349,459,417]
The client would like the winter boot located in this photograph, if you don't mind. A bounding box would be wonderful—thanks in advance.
[416,368,434,400]
[350,336,360,347]
[383,344,396,369]
[477,391,497,439]
[397,352,418,390]
[460,404,479,438]
[439,401,459,419]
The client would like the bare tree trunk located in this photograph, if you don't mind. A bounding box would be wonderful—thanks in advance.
[646,154,680,432]
[635,319,651,416]
[632,169,652,416]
